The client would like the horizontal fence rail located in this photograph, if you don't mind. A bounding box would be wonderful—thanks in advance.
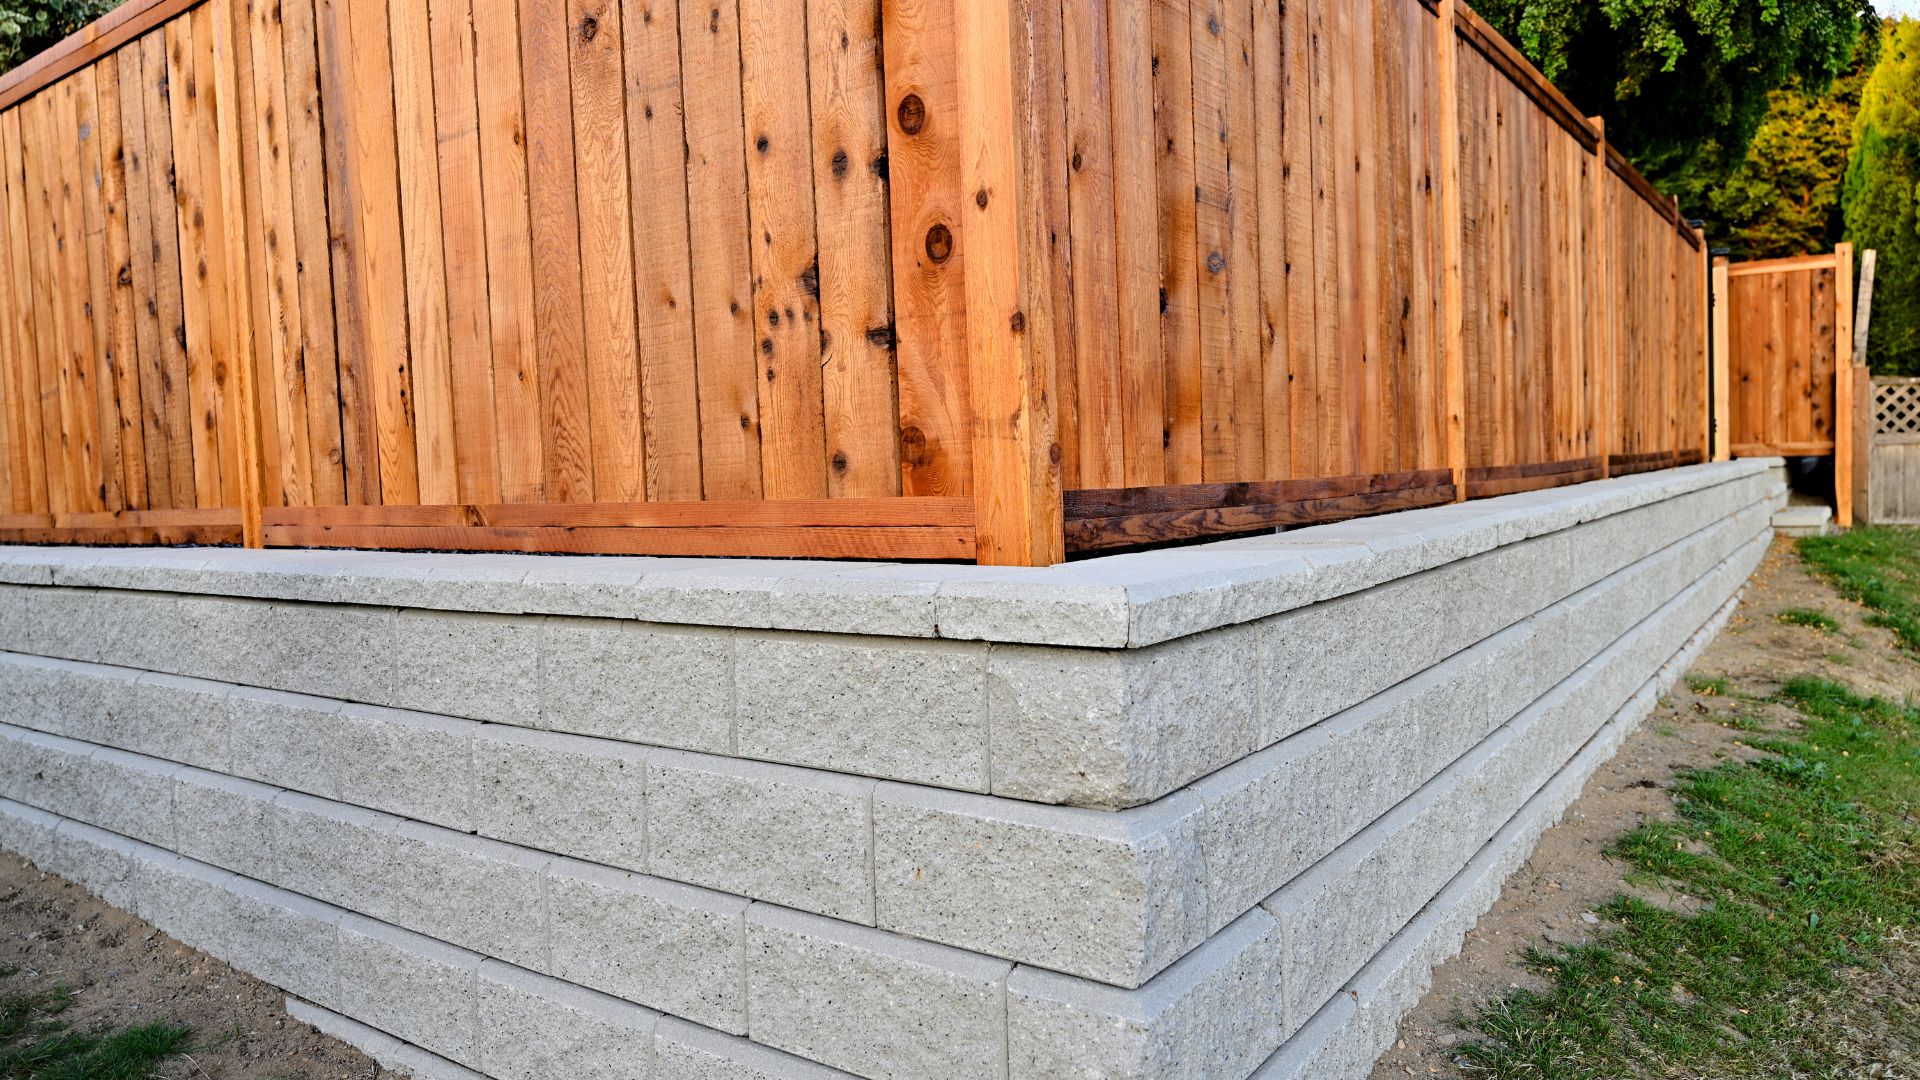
[0,0,1710,564]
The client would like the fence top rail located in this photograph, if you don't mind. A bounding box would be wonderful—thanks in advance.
[1450,0,1599,153]
[0,0,192,111]
[1725,252,1845,276]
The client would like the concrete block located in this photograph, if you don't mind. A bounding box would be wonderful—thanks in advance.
[932,570,1134,649]
[1006,907,1285,1080]
[735,634,989,791]
[127,849,248,965]
[1196,620,1536,932]
[473,725,649,870]
[547,858,748,1034]
[225,686,347,796]
[987,625,1258,809]
[117,672,234,772]
[0,654,114,745]
[647,751,873,924]
[49,819,139,911]
[171,768,279,879]
[745,903,1010,1080]
[538,616,734,755]
[71,746,176,848]
[332,704,474,831]
[215,876,346,1006]
[653,1016,858,1080]
[0,725,91,817]
[285,996,490,1080]
[335,914,483,1067]
[239,600,391,705]
[873,785,1206,988]
[0,798,61,870]
[377,820,551,971]
[265,791,403,914]
[386,608,539,721]
[476,960,658,1080]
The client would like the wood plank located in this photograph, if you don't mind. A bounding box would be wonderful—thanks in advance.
[622,0,703,501]
[263,494,973,528]
[1066,482,1456,552]
[95,59,147,510]
[957,0,1061,564]
[279,0,345,506]
[880,0,969,497]
[136,30,197,509]
[0,108,49,513]
[1189,0,1235,480]
[115,44,169,508]
[1278,0,1315,480]
[311,0,374,501]
[681,0,765,499]
[1112,0,1164,486]
[18,94,71,514]
[1153,0,1201,483]
[740,0,828,499]
[1222,0,1263,480]
[807,0,900,498]
[262,522,976,559]
[568,0,645,503]
[1062,0,1122,489]
[387,0,458,505]
[242,0,311,508]
[425,0,499,504]
[521,0,591,503]
[468,0,542,502]
[1066,466,1450,516]
[209,0,265,544]
[58,74,109,512]
[1436,0,1465,494]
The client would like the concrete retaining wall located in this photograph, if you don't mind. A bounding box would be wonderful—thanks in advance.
[0,459,1780,1079]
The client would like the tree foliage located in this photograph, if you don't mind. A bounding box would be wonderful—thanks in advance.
[1712,58,1867,258]
[0,0,114,75]
[1844,18,1920,375]
[1475,0,1871,208]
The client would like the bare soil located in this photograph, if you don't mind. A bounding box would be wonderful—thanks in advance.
[1370,536,1920,1078]
[0,851,385,1079]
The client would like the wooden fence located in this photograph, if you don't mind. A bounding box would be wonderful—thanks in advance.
[1711,246,1857,525]
[0,0,1710,565]
[1867,377,1920,524]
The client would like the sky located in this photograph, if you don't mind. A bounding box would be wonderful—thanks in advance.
[1882,0,1920,17]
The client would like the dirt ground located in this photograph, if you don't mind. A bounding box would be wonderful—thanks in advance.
[1370,536,1919,1078]
[0,852,384,1078]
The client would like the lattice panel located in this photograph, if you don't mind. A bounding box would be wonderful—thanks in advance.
[1875,380,1920,436]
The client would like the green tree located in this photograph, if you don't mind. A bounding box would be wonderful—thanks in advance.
[1476,0,1872,209]
[1712,61,1866,258]
[1844,18,1920,375]
[0,0,115,74]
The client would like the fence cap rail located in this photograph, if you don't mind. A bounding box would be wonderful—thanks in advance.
[0,0,194,111]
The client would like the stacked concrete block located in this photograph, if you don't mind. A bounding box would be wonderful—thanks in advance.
[0,459,1780,1079]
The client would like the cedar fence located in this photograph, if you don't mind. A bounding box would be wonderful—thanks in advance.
[0,0,1709,566]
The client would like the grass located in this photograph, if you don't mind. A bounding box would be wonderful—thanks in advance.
[1452,679,1920,1079]
[0,967,190,1080]
[1799,527,1920,655]
[1776,607,1841,632]
[1688,675,1731,697]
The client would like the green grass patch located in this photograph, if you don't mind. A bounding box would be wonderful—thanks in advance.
[0,973,190,1080]
[1799,527,1920,655]
[1775,607,1842,632]
[1453,678,1920,1079]
[1688,674,1731,697]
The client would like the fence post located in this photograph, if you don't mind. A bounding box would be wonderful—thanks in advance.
[210,0,264,547]
[1436,0,1466,501]
[1835,242,1855,527]
[954,0,1063,565]
[1588,116,1610,478]
[1710,256,1731,461]
[1696,225,1709,461]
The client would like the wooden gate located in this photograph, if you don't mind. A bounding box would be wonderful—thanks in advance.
[1711,246,1857,524]
[1869,378,1920,524]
